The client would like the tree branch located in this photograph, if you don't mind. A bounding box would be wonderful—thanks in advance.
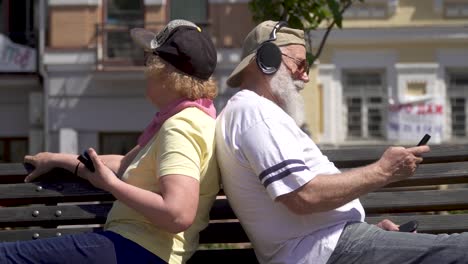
[310,0,354,63]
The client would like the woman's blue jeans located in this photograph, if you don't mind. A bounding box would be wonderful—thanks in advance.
[0,231,166,264]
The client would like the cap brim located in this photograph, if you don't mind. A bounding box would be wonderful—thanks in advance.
[130,28,157,51]
[226,53,255,88]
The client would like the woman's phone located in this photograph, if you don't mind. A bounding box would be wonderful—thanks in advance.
[77,150,95,172]
[417,134,431,146]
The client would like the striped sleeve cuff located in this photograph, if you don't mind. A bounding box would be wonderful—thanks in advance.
[258,159,314,199]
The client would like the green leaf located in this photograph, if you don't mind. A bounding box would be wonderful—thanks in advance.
[326,0,342,27]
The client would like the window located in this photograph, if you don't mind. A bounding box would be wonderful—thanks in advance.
[0,0,5,33]
[107,0,144,25]
[448,72,468,138]
[343,4,388,19]
[103,0,144,64]
[4,0,36,47]
[0,138,28,163]
[99,132,140,155]
[170,0,207,23]
[444,1,468,18]
[343,72,386,140]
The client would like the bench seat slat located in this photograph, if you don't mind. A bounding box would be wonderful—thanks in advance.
[362,189,468,213]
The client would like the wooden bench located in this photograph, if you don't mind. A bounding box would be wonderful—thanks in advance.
[1,144,468,263]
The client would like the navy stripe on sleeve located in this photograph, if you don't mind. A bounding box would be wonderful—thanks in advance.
[262,166,309,188]
[258,159,305,181]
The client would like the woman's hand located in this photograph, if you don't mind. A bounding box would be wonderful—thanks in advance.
[24,152,58,182]
[78,148,119,192]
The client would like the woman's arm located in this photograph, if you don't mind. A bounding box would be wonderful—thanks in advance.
[82,148,199,233]
[24,145,141,182]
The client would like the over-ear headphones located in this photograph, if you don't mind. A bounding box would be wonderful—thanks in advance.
[256,21,288,75]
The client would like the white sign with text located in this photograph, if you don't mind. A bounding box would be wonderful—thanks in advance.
[0,34,36,72]
[387,99,443,144]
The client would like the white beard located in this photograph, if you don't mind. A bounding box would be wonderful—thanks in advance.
[269,65,306,126]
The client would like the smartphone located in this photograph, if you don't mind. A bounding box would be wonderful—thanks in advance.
[399,220,418,232]
[77,150,95,172]
[23,162,35,173]
[417,134,431,146]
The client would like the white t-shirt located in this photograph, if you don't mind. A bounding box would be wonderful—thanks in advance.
[216,89,365,264]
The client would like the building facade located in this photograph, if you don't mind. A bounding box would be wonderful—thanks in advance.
[28,0,254,157]
[0,0,39,162]
[310,0,468,146]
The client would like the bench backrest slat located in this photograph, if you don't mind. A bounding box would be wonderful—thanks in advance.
[323,144,468,168]
[0,204,111,227]
[362,188,468,214]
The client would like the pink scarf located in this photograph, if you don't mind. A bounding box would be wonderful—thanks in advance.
[138,98,216,147]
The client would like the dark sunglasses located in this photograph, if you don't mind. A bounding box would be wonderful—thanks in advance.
[281,53,309,74]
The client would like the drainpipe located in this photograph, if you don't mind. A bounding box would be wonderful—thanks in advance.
[38,0,49,151]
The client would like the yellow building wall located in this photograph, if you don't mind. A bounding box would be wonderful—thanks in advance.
[319,42,468,64]
[343,0,468,28]
[301,65,322,142]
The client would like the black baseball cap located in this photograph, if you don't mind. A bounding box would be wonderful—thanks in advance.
[130,19,217,80]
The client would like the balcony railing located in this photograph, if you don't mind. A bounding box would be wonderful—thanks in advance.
[95,22,210,69]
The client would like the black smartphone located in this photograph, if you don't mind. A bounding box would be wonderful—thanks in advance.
[77,150,95,172]
[417,134,431,146]
[23,162,35,173]
[399,220,418,232]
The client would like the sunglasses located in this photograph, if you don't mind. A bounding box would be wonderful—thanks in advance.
[281,53,309,74]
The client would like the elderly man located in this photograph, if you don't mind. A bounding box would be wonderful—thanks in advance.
[215,20,468,264]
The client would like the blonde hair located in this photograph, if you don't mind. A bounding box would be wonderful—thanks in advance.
[145,55,217,100]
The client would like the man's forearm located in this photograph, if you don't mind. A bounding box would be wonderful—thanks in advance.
[279,162,388,214]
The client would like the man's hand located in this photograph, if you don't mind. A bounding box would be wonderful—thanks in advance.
[376,219,400,231]
[376,219,418,233]
[376,145,430,184]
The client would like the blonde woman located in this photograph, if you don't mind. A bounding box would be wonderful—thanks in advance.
[19,19,219,264]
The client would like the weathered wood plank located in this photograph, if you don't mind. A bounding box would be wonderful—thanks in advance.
[387,161,468,187]
[361,189,468,213]
[0,204,112,227]
[366,213,468,234]
[323,144,468,168]
[0,182,113,205]
[0,227,100,242]
[0,199,237,228]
